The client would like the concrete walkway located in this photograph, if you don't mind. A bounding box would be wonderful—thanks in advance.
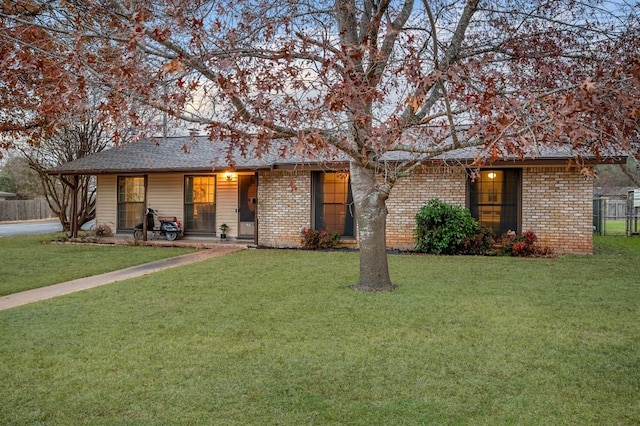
[0,245,245,311]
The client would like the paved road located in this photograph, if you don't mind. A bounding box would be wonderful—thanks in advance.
[0,220,63,237]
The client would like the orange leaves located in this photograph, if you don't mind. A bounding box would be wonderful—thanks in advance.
[1,0,42,16]
[162,58,185,75]
[406,95,422,110]
[580,79,596,92]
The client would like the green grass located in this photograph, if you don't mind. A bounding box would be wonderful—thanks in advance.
[1,236,639,424]
[0,233,194,295]
[602,219,628,235]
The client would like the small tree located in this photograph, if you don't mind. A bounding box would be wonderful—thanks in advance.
[13,114,115,231]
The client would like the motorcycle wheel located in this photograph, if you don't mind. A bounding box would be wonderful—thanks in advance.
[133,229,144,240]
[166,231,178,241]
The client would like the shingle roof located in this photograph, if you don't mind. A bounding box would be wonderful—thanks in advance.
[47,136,307,175]
[48,135,625,175]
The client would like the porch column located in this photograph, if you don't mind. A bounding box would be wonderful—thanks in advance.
[143,174,148,241]
[71,175,79,238]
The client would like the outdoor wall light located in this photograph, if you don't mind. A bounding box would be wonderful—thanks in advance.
[224,172,236,181]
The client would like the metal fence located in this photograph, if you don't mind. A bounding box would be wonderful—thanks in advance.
[0,199,55,222]
[593,192,640,236]
[627,192,640,236]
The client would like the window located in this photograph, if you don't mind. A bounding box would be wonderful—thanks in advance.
[117,176,144,229]
[313,171,355,237]
[185,176,216,234]
[468,169,520,236]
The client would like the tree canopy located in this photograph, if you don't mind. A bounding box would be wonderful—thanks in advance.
[1,0,638,289]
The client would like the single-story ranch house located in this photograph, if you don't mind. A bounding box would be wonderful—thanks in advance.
[49,135,622,254]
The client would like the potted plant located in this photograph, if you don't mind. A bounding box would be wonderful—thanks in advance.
[219,223,229,240]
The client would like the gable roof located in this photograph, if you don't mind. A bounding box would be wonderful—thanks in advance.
[47,135,625,175]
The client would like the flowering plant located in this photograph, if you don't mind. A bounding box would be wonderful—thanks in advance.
[300,227,340,250]
[499,230,548,257]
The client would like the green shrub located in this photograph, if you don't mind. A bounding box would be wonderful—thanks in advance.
[414,199,485,255]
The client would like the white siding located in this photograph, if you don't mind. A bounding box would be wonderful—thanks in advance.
[96,175,117,231]
[95,172,253,238]
[147,174,185,223]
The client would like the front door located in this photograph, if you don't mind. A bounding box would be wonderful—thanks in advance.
[238,174,257,239]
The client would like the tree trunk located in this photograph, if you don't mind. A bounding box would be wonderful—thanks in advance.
[620,161,640,187]
[349,161,396,291]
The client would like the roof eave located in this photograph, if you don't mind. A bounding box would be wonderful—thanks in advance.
[47,155,626,176]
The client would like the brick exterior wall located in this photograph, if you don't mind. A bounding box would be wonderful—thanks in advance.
[256,166,594,254]
[521,167,593,254]
[386,167,467,249]
[257,170,311,247]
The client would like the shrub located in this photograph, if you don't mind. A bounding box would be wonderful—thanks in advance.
[415,199,486,255]
[498,230,551,257]
[94,224,113,238]
[300,227,340,250]
[461,225,496,255]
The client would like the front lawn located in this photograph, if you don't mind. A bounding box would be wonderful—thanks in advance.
[0,233,194,296]
[0,237,639,424]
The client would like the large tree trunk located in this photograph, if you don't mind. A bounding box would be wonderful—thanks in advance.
[349,161,396,291]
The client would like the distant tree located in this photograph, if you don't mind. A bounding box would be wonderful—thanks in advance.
[0,156,42,199]
[1,1,639,290]
[596,157,640,191]
[621,158,640,187]
[0,163,16,193]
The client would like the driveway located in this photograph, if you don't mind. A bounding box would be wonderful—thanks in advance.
[0,219,63,237]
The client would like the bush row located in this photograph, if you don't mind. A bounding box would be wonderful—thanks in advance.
[300,199,552,257]
[414,199,551,257]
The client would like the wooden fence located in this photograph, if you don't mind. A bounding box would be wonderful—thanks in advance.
[603,199,627,220]
[0,199,55,222]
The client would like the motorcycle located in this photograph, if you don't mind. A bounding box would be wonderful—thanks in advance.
[133,207,182,241]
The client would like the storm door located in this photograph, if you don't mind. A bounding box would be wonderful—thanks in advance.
[238,174,257,238]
